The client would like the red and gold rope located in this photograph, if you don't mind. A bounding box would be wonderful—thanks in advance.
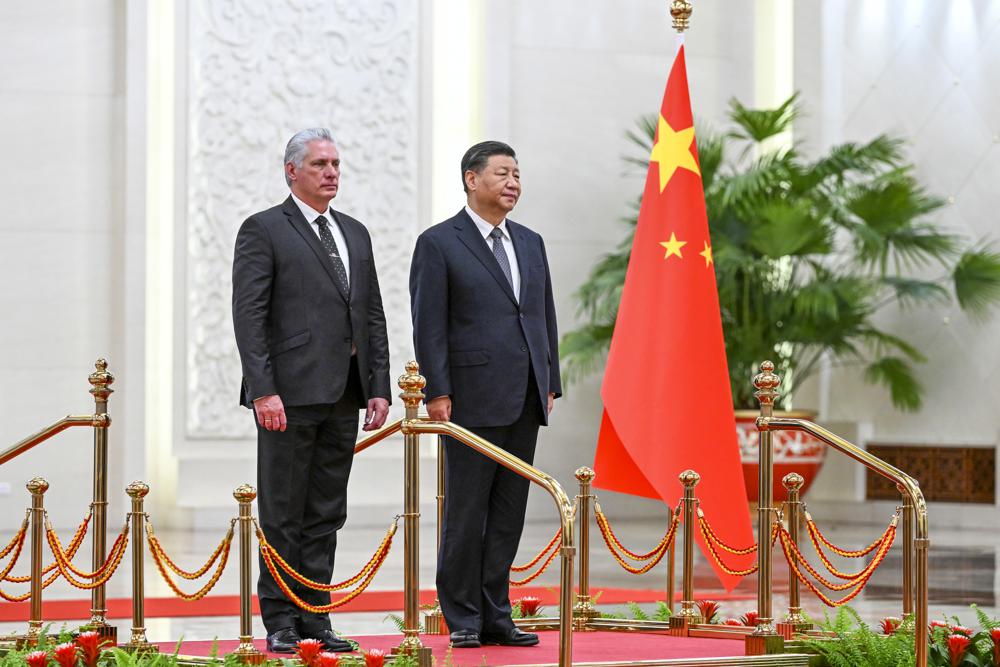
[698,518,774,576]
[595,510,679,575]
[698,511,760,555]
[146,519,234,580]
[45,518,129,590]
[806,512,896,558]
[804,515,897,580]
[148,523,232,602]
[510,529,561,573]
[595,503,680,561]
[5,510,91,583]
[510,540,560,586]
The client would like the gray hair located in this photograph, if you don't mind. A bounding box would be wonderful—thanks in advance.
[284,128,337,186]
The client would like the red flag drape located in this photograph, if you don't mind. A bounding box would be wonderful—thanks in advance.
[594,46,754,591]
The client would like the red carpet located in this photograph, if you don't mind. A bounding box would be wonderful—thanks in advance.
[0,588,754,622]
[158,631,744,665]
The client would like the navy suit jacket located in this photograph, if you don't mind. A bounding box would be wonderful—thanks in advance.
[409,209,561,428]
[232,196,391,408]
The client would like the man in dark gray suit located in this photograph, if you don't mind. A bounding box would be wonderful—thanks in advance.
[232,128,390,654]
[409,141,561,649]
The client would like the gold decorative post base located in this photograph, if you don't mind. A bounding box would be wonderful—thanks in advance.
[394,640,433,667]
[776,620,813,640]
[745,631,784,655]
[668,612,704,636]
[229,639,266,665]
[122,639,158,655]
[572,595,599,631]
[423,605,448,635]
[15,622,43,649]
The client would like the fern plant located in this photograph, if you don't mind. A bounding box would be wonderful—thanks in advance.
[561,94,1000,410]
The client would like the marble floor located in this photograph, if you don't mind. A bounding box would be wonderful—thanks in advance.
[0,512,994,643]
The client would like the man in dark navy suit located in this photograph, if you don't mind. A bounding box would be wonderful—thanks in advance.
[409,141,561,649]
[232,128,390,653]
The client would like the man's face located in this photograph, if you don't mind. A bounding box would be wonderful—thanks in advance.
[287,140,340,203]
[466,154,520,214]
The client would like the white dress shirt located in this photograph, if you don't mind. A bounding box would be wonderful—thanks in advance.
[465,205,520,301]
[292,192,350,285]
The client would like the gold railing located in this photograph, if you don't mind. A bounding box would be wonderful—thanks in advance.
[747,361,929,667]
[0,359,117,643]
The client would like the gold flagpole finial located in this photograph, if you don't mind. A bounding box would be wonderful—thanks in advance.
[670,0,693,33]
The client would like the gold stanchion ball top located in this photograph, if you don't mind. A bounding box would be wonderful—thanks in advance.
[670,0,693,33]
[782,472,804,491]
[397,360,427,407]
[575,466,596,483]
[126,481,150,498]
[89,358,115,398]
[752,360,781,398]
[26,478,49,494]
[679,469,701,486]
[233,484,257,503]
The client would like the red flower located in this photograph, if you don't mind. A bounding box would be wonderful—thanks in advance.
[740,610,759,627]
[53,643,78,667]
[991,627,1000,666]
[295,638,325,667]
[880,617,901,634]
[25,651,49,667]
[722,618,741,626]
[695,600,719,624]
[516,596,542,617]
[931,620,950,630]
[313,652,340,667]
[947,633,971,667]
[74,631,108,667]
[952,625,974,637]
[364,649,386,667]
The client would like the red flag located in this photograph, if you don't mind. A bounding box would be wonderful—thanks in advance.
[594,45,754,590]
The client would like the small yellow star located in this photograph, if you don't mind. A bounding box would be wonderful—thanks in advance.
[699,241,713,266]
[649,115,701,193]
[659,233,687,259]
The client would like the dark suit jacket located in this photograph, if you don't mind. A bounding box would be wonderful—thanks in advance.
[409,209,561,428]
[233,196,391,408]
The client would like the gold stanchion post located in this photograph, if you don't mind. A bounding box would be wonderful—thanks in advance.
[669,470,704,635]
[230,485,265,665]
[396,362,432,666]
[572,467,597,629]
[776,473,811,639]
[667,541,676,613]
[746,361,784,655]
[422,436,446,635]
[898,482,914,620]
[86,359,116,643]
[124,482,155,653]
[19,478,49,648]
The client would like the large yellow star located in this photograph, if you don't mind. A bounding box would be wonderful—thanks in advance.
[699,241,713,267]
[659,232,687,259]
[649,115,701,192]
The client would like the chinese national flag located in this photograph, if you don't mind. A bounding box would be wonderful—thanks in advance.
[593,45,754,590]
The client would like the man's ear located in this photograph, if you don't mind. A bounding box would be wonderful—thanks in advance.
[464,169,477,192]
[285,162,297,183]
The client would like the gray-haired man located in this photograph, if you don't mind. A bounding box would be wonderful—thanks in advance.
[232,128,391,653]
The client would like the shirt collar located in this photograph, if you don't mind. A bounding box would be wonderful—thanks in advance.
[291,192,331,225]
[465,205,509,240]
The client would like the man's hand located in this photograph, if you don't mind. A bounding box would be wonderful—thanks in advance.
[363,397,390,431]
[547,392,556,415]
[253,394,287,431]
[427,396,452,422]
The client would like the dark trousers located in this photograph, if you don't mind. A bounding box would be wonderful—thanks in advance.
[255,364,363,635]
[437,375,543,635]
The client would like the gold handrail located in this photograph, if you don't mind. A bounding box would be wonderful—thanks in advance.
[760,415,929,667]
[353,418,404,455]
[403,418,576,667]
[0,414,109,467]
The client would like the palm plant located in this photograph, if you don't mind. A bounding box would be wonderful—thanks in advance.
[561,94,1000,410]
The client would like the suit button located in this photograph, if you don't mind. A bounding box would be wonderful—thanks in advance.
[520,345,527,352]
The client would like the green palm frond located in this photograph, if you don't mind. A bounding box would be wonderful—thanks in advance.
[864,357,923,411]
[953,246,1000,320]
[879,276,950,308]
[559,324,615,383]
[728,93,799,143]
[747,200,832,258]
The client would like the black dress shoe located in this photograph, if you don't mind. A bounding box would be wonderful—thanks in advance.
[449,629,481,648]
[307,629,353,653]
[266,627,302,653]
[482,628,539,646]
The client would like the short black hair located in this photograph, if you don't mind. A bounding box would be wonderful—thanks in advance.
[460,140,517,193]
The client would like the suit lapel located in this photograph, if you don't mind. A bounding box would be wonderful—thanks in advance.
[331,208,364,301]
[282,197,349,303]
[453,210,518,306]
[507,219,531,305]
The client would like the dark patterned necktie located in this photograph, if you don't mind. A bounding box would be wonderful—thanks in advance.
[489,226,514,291]
[316,216,350,298]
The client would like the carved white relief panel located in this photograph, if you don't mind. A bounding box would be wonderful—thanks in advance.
[185,0,419,438]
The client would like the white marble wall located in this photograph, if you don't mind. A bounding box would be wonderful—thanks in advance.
[793,2,1000,451]
[0,3,130,530]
